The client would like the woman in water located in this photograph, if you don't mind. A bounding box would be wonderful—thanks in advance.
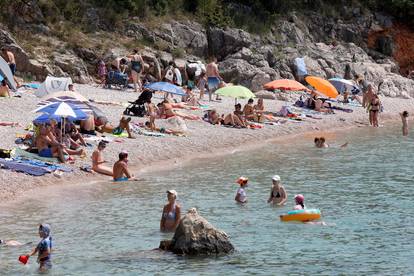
[235,176,249,203]
[267,175,287,206]
[294,194,306,210]
[160,190,181,232]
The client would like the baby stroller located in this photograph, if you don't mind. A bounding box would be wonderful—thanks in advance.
[123,89,153,117]
[105,70,129,90]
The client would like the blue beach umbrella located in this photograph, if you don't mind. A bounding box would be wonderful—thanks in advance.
[33,113,77,124]
[34,102,87,118]
[144,82,186,96]
[329,78,360,95]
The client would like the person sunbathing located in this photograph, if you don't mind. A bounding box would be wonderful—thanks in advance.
[91,141,113,176]
[243,99,255,121]
[36,126,66,162]
[222,113,245,127]
[161,99,200,120]
[233,103,247,127]
[47,123,85,157]
[95,116,135,138]
[144,121,183,135]
[184,87,200,107]
[206,109,224,125]
[65,123,87,148]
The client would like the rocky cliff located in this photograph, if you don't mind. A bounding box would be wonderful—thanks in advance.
[1,2,413,97]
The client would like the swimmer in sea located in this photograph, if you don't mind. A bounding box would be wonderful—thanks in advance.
[294,194,306,210]
[235,176,249,204]
[160,190,181,232]
[400,111,409,136]
[314,137,348,148]
[267,175,287,206]
[0,239,28,247]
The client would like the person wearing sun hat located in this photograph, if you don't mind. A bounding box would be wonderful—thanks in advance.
[267,175,287,206]
[160,190,181,232]
[235,176,249,203]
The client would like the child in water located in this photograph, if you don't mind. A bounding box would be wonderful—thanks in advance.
[294,194,306,210]
[25,224,52,271]
[235,176,249,203]
[400,111,409,136]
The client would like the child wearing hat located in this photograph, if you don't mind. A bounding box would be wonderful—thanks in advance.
[24,223,52,271]
[235,176,249,203]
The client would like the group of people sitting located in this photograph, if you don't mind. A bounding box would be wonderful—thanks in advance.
[205,98,275,128]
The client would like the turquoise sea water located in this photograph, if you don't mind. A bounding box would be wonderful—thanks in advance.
[0,125,413,275]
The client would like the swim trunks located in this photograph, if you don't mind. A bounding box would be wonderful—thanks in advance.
[114,177,129,182]
[207,77,220,91]
[9,63,16,75]
[39,148,53,158]
[112,127,123,135]
[131,60,142,73]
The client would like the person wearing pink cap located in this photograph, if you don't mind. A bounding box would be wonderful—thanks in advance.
[294,194,306,210]
[235,176,249,203]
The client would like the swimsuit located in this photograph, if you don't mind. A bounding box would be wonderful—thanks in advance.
[112,127,123,135]
[131,60,142,73]
[165,114,175,119]
[114,177,129,182]
[37,236,52,269]
[39,148,53,158]
[162,203,177,222]
[272,191,281,198]
[9,63,16,75]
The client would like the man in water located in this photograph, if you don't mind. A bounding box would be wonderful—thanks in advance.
[400,111,409,136]
[91,141,113,176]
[113,151,135,181]
[206,57,223,101]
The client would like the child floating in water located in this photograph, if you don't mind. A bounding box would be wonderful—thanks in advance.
[314,137,348,148]
[0,239,26,247]
[400,111,409,136]
[235,176,249,203]
[25,224,52,271]
[294,194,306,210]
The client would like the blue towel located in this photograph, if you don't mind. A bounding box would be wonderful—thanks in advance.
[13,157,72,172]
[0,158,50,176]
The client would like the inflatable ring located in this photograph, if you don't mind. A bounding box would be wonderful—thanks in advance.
[280,209,321,222]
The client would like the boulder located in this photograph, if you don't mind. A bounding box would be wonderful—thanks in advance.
[251,72,271,92]
[254,90,276,100]
[207,27,252,59]
[160,208,234,256]
[0,29,52,80]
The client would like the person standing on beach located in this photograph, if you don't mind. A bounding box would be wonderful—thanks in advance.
[92,141,113,176]
[25,224,52,272]
[2,47,16,75]
[160,190,181,232]
[235,176,249,203]
[267,175,287,206]
[368,94,381,127]
[206,57,223,101]
[128,49,144,92]
[400,111,409,136]
[113,151,135,181]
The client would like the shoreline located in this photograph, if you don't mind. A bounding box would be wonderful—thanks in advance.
[1,84,413,203]
[0,112,407,205]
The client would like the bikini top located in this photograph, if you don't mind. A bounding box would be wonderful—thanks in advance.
[163,203,176,221]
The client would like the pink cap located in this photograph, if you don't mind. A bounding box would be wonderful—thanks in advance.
[294,194,304,203]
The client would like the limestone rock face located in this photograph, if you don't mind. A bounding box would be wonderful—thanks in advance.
[161,208,234,256]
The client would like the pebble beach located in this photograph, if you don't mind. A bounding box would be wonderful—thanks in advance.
[1,84,413,202]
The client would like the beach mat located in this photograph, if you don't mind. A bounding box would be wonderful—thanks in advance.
[0,158,51,176]
[11,148,59,163]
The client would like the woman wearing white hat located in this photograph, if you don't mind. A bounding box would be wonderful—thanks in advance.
[267,175,287,206]
[160,190,181,232]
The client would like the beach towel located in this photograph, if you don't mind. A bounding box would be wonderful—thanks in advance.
[13,157,72,172]
[331,106,353,113]
[0,158,51,176]
[11,148,59,163]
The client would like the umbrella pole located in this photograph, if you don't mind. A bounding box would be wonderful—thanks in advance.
[61,118,63,144]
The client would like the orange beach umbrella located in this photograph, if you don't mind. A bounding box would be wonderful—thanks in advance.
[305,76,339,99]
[264,79,310,92]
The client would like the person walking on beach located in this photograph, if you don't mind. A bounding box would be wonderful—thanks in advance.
[92,141,113,176]
[235,176,249,204]
[160,190,181,232]
[24,224,52,272]
[128,49,144,92]
[267,175,287,206]
[2,47,16,75]
[206,57,223,101]
[113,151,135,181]
[400,111,409,136]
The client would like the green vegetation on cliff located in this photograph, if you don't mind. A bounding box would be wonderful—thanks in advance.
[0,0,413,32]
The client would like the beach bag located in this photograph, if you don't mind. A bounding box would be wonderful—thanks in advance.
[164,67,174,82]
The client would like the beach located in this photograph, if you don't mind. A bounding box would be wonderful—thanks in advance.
[1,85,413,202]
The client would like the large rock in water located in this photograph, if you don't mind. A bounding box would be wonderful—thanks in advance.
[160,208,234,256]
